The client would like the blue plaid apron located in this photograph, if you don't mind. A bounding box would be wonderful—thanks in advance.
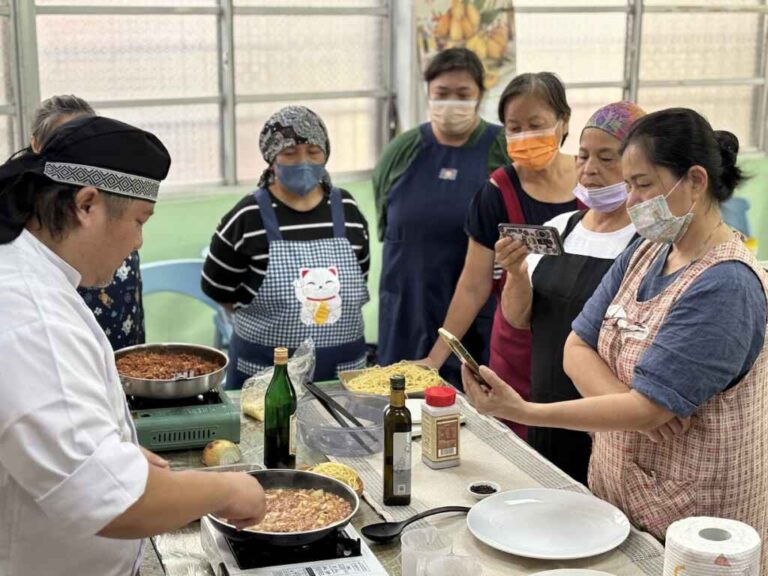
[225,187,368,389]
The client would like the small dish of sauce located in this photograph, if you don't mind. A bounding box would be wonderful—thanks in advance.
[467,480,501,500]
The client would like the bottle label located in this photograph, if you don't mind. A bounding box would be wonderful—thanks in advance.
[392,431,412,495]
[289,414,297,456]
[422,412,460,462]
[436,418,459,458]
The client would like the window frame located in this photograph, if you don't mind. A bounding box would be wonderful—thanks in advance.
[3,1,767,190]
[6,0,393,188]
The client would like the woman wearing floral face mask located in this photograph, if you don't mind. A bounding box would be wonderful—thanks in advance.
[495,102,644,482]
[374,48,509,386]
[202,106,371,388]
[462,108,768,569]
[426,72,582,438]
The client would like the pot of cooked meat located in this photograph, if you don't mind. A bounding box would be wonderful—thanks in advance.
[115,343,228,399]
[206,469,360,546]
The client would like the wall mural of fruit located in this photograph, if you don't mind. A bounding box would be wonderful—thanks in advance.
[417,0,516,93]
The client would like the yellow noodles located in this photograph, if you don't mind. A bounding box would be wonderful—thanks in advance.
[309,462,361,493]
[344,361,443,395]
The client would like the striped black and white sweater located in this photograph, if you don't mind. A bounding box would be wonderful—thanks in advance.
[201,187,370,308]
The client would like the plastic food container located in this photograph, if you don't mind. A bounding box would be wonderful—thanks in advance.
[296,390,388,456]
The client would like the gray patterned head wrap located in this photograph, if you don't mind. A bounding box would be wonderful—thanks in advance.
[258,105,331,188]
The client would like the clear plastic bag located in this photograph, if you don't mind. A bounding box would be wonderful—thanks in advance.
[240,338,315,421]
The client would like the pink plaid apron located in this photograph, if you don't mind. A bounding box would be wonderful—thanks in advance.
[589,232,768,572]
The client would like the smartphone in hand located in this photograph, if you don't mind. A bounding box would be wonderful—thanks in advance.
[498,223,564,256]
[437,328,491,391]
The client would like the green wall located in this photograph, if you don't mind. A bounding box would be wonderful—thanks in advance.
[737,156,768,259]
[140,180,382,345]
[142,159,768,346]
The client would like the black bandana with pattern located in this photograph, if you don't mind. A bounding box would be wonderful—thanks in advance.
[0,115,170,244]
[258,105,331,189]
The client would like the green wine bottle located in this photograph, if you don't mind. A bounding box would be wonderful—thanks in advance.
[263,347,297,469]
[383,374,412,505]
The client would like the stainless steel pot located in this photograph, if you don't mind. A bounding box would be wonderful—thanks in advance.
[115,343,228,399]
[206,469,360,546]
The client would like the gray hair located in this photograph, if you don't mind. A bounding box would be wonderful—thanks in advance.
[31,95,95,150]
[28,96,131,236]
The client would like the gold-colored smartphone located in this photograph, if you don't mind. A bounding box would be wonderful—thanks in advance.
[438,328,489,389]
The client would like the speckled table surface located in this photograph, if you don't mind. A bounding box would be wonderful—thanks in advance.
[140,387,402,575]
[140,387,664,576]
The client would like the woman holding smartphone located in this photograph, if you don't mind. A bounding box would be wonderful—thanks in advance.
[426,72,582,439]
[496,101,645,482]
[462,109,768,571]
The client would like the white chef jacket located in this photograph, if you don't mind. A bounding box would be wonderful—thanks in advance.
[0,230,149,576]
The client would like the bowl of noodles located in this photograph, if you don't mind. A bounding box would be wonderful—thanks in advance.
[339,361,446,397]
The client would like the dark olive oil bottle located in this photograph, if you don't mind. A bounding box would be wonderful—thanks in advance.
[383,375,412,505]
[263,347,297,469]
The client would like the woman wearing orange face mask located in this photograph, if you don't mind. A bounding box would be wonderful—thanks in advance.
[426,72,583,439]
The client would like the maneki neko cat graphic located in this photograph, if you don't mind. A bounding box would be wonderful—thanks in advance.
[293,267,342,326]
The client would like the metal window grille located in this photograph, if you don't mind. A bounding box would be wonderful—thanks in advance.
[0,1,765,189]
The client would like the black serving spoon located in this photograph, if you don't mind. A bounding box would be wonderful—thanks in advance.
[361,506,471,542]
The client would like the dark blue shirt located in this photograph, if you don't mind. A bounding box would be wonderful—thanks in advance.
[78,251,145,351]
[573,239,766,417]
[465,165,579,250]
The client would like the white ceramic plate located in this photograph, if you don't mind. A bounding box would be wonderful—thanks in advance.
[529,571,615,576]
[467,488,630,560]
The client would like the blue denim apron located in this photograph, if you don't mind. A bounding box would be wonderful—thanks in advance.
[378,122,499,386]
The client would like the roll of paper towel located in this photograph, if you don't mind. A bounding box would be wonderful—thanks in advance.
[663,516,761,576]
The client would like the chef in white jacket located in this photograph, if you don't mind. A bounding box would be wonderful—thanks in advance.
[0,116,265,576]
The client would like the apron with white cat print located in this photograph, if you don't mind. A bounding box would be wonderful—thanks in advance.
[225,187,369,389]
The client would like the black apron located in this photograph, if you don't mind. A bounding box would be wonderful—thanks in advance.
[378,123,500,388]
[528,211,635,484]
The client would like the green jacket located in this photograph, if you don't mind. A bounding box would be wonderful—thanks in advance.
[372,119,509,241]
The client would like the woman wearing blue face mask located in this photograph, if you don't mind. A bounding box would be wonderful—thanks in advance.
[494,102,644,482]
[461,108,768,567]
[202,106,371,388]
[374,48,509,387]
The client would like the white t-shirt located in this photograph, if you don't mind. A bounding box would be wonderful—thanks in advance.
[0,230,148,576]
[527,210,636,279]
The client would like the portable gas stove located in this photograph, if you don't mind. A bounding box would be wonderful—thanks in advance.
[128,390,240,452]
[200,517,388,576]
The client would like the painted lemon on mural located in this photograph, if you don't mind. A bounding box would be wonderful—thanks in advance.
[425,0,514,89]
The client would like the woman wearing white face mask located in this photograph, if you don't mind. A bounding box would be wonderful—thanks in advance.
[495,101,644,482]
[461,108,768,569]
[374,48,509,386]
[203,106,371,388]
[426,72,582,439]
